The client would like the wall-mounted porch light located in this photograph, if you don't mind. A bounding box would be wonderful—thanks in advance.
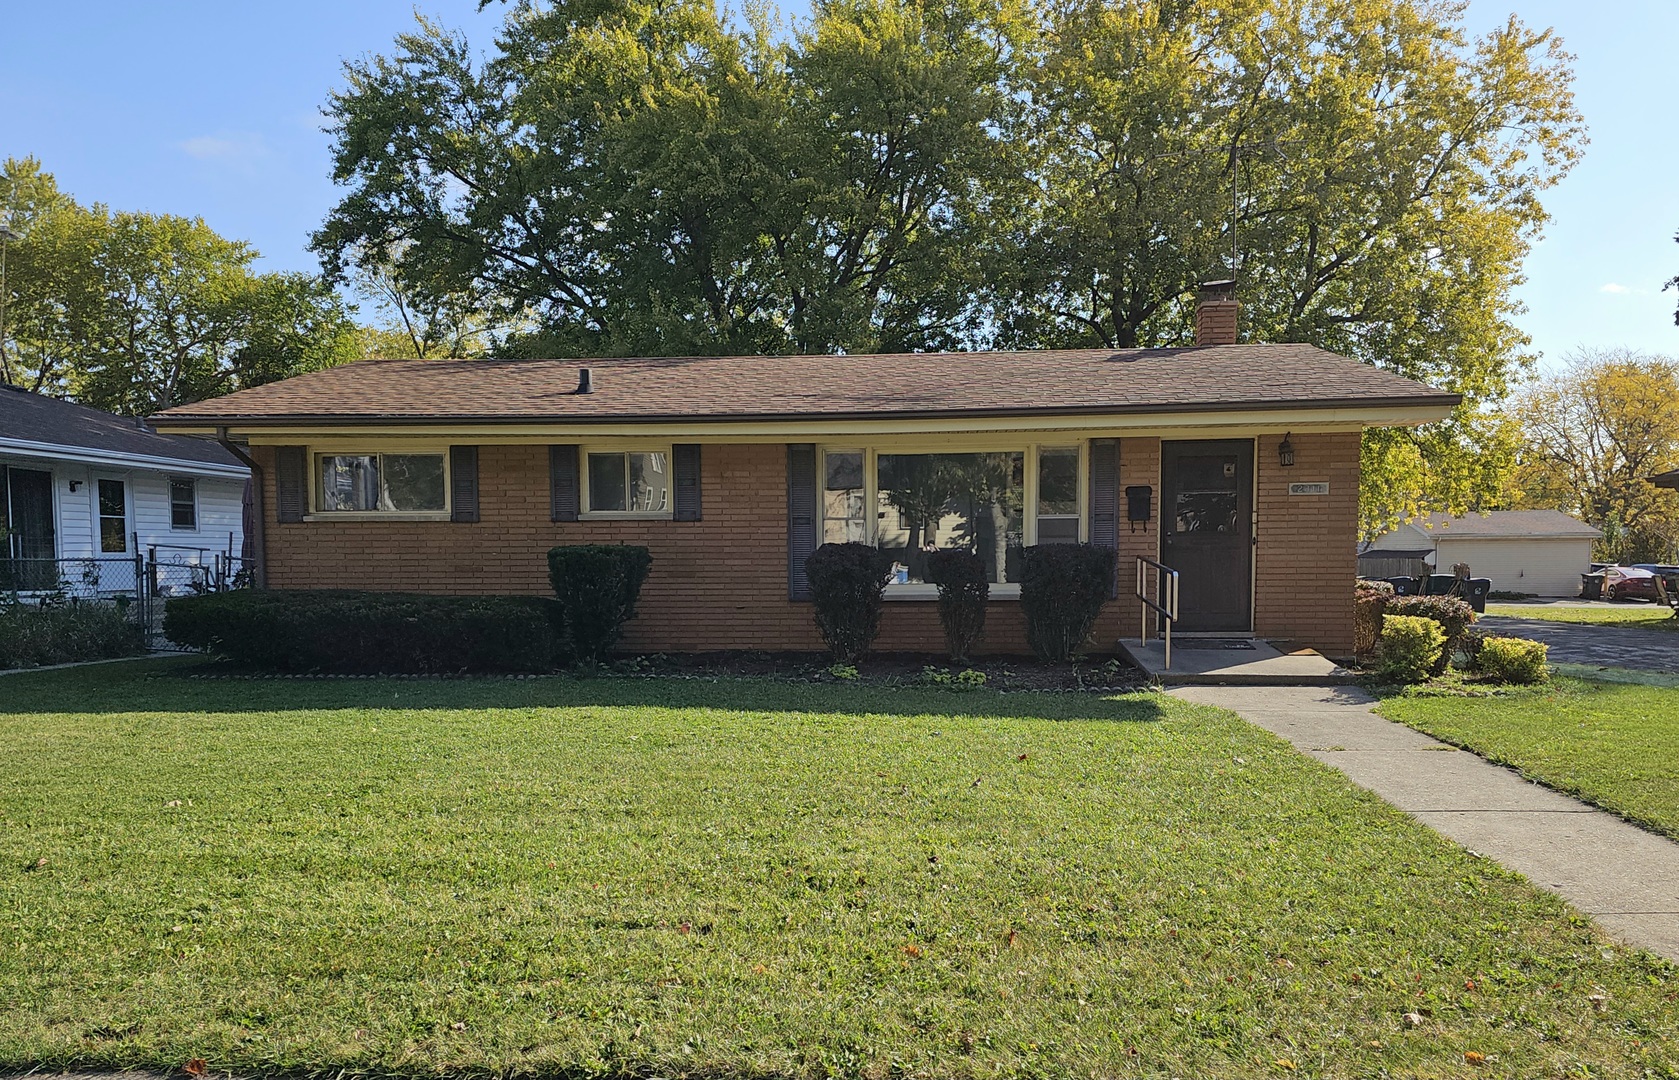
[1278,433,1296,468]
[68,479,82,492]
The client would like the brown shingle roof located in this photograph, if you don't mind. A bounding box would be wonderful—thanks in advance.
[151,344,1459,426]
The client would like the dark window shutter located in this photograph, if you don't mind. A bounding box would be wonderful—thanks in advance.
[787,443,818,601]
[450,445,480,523]
[1088,438,1119,596]
[275,446,306,523]
[672,444,702,521]
[550,445,579,522]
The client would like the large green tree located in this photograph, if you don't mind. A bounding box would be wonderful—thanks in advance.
[0,158,362,414]
[316,0,1582,525]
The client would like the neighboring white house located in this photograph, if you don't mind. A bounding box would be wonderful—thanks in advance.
[1361,510,1601,597]
[1,384,249,594]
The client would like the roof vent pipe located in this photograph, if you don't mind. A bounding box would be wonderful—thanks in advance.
[576,367,593,394]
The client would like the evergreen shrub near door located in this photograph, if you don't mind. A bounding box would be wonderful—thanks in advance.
[925,548,988,662]
[164,591,565,673]
[1020,544,1116,662]
[805,542,894,663]
[546,545,653,664]
[1383,594,1476,675]
[1377,614,1445,684]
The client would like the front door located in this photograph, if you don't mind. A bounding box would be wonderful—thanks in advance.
[1161,440,1253,632]
[3,466,57,591]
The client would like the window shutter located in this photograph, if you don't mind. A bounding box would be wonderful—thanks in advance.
[787,443,818,601]
[275,446,306,523]
[450,445,480,523]
[550,445,580,522]
[672,443,702,521]
[1088,438,1119,597]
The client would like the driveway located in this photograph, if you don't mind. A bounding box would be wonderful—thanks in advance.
[1476,614,1677,673]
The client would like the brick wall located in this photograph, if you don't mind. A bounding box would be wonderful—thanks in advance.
[1253,432,1360,656]
[251,434,1356,657]
[253,443,1126,657]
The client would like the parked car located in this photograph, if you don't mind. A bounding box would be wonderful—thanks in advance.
[1603,565,1660,602]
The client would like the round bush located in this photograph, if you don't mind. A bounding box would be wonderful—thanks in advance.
[1382,594,1476,675]
[547,545,653,664]
[925,548,989,662]
[805,543,895,664]
[1475,635,1549,684]
[1378,614,1445,683]
[1020,544,1116,662]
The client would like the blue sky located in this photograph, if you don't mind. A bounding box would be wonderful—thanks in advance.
[3,1,1674,367]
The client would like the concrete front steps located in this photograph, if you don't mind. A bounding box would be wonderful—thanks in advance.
[1118,635,1356,686]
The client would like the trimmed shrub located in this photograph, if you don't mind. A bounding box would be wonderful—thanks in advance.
[1476,636,1550,684]
[1354,580,1393,658]
[1454,627,1488,671]
[805,543,894,663]
[0,601,145,669]
[1384,594,1476,675]
[1020,543,1116,662]
[164,590,565,673]
[547,545,653,664]
[1377,614,1445,683]
[925,548,989,662]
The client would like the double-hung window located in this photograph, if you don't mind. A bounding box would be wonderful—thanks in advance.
[316,453,447,514]
[585,450,670,515]
[169,477,197,530]
[821,445,1084,592]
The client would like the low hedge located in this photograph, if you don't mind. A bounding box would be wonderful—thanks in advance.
[164,590,567,674]
[1384,594,1476,675]
[0,601,146,669]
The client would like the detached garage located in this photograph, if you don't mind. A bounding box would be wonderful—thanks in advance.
[1361,510,1601,597]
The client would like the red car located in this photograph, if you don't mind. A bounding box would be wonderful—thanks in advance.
[1603,566,1661,602]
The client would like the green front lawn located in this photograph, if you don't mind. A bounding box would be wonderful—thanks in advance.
[1379,678,1679,841]
[1487,603,1678,631]
[2,661,1674,1077]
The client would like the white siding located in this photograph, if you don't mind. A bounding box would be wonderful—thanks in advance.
[1434,538,1594,597]
[56,465,96,558]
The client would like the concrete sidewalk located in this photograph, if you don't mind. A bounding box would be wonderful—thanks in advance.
[1172,685,1679,962]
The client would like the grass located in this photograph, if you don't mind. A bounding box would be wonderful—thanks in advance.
[1,659,1675,1078]
[1379,676,1679,842]
[1486,603,1678,631]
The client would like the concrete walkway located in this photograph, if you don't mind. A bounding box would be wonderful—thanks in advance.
[1476,614,1676,672]
[1172,685,1679,962]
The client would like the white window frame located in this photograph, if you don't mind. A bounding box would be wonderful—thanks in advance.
[168,476,199,532]
[818,442,1088,600]
[307,450,452,520]
[580,445,674,520]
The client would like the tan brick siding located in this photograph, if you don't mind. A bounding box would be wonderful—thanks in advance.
[1253,432,1360,656]
[253,435,1355,657]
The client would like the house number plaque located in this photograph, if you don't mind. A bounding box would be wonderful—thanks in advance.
[1288,482,1330,496]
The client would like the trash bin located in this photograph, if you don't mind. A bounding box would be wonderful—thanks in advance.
[1581,572,1604,601]
[1462,577,1491,614]
[1425,574,1457,596]
[1386,576,1418,596]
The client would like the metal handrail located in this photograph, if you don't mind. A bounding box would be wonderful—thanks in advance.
[1136,556,1181,670]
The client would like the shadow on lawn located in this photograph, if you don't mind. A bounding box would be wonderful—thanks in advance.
[0,657,1170,725]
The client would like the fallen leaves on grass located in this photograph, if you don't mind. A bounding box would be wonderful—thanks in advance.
[1464,1050,1486,1065]
[183,1058,207,1076]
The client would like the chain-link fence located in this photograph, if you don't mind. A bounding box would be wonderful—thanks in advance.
[2,547,250,650]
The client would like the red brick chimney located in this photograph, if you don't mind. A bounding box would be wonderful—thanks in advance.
[1194,279,1238,346]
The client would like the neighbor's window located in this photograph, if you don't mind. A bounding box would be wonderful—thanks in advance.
[876,452,1024,585]
[169,477,197,530]
[587,451,670,513]
[317,454,446,513]
[1036,447,1079,543]
[98,478,128,553]
[822,450,866,544]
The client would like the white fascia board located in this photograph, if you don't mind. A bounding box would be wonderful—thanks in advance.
[0,437,250,480]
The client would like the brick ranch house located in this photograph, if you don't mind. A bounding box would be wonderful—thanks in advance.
[151,290,1458,658]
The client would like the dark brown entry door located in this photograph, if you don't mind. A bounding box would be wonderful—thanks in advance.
[1161,440,1253,633]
